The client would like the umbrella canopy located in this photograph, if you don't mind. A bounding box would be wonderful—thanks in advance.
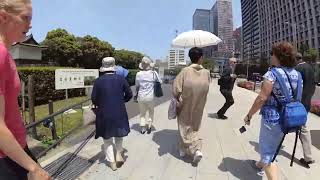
[171,30,222,48]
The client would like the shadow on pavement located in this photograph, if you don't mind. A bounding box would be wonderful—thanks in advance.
[310,130,320,150]
[249,141,303,167]
[131,123,156,134]
[218,157,263,180]
[152,129,180,158]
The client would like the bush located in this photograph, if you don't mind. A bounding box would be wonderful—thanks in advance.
[126,69,139,86]
[18,67,85,106]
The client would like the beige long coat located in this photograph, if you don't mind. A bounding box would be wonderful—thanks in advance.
[173,64,210,156]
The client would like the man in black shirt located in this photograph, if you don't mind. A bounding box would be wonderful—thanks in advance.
[216,58,237,119]
[295,53,316,168]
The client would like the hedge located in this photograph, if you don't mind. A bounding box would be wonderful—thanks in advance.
[18,67,85,106]
[18,67,139,106]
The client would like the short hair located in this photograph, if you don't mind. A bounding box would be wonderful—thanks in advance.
[0,0,31,14]
[271,42,296,68]
[189,47,203,63]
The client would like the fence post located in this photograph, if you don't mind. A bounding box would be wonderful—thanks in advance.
[48,100,58,140]
[28,75,38,139]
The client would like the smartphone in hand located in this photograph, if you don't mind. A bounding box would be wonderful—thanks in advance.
[239,126,247,134]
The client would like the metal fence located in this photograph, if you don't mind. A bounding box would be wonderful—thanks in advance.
[26,99,91,159]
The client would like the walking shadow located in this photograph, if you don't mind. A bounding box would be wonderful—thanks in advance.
[249,141,301,166]
[310,130,320,150]
[131,123,156,134]
[152,129,179,157]
[208,113,227,120]
[152,129,193,163]
[218,157,263,180]
[208,113,219,119]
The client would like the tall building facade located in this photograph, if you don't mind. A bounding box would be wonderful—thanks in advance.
[192,0,234,58]
[241,0,260,60]
[167,49,185,69]
[193,9,211,32]
[211,0,234,56]
[233,27,242,57]
[241,0,320,60]
[258,0,320,57]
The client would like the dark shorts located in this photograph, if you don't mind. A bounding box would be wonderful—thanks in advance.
[0,146,37,180]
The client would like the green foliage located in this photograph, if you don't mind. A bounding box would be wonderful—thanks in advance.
[77,35,114,68]
[41,29,82,67]
[202,59,215,71]
[114,49,143,69]
[304,48,318,63]
[299,43,309,56]
[18,67,85,105]
[41,28,144,69]
[126,69,139,86]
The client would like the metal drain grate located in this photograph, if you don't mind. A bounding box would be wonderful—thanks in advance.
[44,153,93,180]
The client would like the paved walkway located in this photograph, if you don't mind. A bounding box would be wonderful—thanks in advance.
[41,80,320,180]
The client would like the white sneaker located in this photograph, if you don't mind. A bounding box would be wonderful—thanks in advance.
[193,150,203,163]
[179,149,186,157]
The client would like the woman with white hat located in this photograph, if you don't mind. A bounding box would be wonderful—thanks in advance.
[92,57,133,171]
[135,57,161,134]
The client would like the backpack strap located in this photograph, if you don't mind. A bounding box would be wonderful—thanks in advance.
[270,68,291,103]
[272,134,286,162]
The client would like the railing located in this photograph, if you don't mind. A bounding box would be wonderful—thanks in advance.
[25,99,91,159]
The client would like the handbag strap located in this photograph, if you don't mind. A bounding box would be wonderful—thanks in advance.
[152,71,159,83]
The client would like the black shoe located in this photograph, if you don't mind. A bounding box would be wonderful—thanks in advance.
[299,158,315,168]
[217,114,228,119]
[147,127,152,134]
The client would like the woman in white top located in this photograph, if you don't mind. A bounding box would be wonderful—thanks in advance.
[135,57,161,134]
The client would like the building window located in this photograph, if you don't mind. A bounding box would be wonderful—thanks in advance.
[312,38,315,47]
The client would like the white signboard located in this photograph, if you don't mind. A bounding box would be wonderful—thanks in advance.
[55,69,99,90]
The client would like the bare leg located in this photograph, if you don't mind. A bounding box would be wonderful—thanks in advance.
[264,163,278,180]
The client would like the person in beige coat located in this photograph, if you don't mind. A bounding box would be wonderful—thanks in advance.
[173,47,210,165]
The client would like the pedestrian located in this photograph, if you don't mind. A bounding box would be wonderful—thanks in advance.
[216,58,237,119]
[243,42,302,180]
[92,57,133,171]
[295,52,316,168]
[135,56,161,134]
[0,0,51,179]
[99,57,129,78]
[173,47,210,165]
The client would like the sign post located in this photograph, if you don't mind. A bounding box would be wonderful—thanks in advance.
[55,69,99,93]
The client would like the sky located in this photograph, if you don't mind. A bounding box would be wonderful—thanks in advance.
[32,0,242,60]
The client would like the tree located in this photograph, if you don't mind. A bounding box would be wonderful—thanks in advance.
[202,59,215,72]
[299,43,309,56]
[41,29,81,66]
[114,49,143,69]
[77,35,114,68]
[304,48,318,63]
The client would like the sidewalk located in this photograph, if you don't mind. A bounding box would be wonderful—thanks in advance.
[41,80,320,180]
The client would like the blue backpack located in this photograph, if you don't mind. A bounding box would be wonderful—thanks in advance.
[270,68,307,166]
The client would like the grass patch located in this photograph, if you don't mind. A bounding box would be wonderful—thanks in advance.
[24,96,91,145]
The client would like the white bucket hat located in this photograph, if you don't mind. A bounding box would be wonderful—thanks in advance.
[139,56,152,70]
[100,57,116,72]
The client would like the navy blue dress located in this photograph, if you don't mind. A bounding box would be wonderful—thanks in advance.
[91,73,133,139]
